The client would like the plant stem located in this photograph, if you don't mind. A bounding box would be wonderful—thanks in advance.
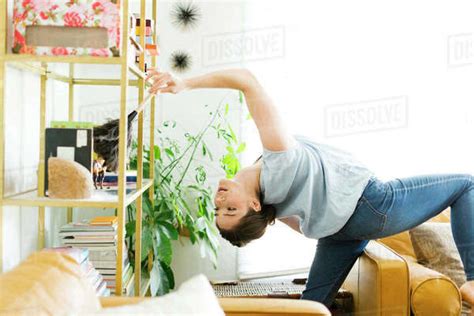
[159,139,195,178]
[158,110,219,187]
[176,108,222,187]
[158,93,231,183]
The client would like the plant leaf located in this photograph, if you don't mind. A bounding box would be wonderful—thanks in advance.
[203,142,213,160]
[164,148,174,158]
[141,228,153,262]
[155,229,173,266]
[149,262,160,296]
[195,217,207,231]
[160,261,175,290]
[227,124,237,143]
[125,220,136,238]
[157,221,179,240]
[236,142,246,154]
[143,198,153,217]
[154,145,161,161]
[150,260,173,296]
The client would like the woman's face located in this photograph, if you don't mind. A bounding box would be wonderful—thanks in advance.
[214,179,251,230]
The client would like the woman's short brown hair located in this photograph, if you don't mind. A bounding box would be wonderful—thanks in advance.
[217,155,275,247]
[217,202,276,247]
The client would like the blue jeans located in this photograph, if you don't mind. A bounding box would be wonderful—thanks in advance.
[301,173,474,307]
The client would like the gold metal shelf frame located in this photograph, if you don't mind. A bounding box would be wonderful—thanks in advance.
[0,0,158,297]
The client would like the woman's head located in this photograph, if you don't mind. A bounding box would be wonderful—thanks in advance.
[214,178,276,247]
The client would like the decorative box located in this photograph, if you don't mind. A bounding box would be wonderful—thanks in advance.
[12,0,121,57]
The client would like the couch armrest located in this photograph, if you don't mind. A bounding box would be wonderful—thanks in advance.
[405,260,461,316]
[343,240,410,316]
[100,297,331,315]
[100,297,145,308]
[218,298,330,315]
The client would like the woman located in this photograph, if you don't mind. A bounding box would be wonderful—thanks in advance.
[147,68,474,310]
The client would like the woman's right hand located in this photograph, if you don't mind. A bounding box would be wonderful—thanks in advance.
[145,68,187,94]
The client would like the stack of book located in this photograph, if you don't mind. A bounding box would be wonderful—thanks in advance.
[59,216,134,295]
[42,246,109,296]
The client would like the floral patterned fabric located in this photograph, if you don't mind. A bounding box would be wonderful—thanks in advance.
[13,0,121,57]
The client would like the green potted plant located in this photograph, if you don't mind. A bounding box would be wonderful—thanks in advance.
[126,92,246,295]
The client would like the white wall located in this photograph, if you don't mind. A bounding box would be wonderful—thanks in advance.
[240,0,474,178]
[238,0,474,275]
[2,61,70,271]
[4,0,74,264]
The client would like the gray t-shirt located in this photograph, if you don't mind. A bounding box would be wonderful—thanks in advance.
[259,135,374,239]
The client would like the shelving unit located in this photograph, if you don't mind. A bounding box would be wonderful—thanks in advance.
[0,0,158,297]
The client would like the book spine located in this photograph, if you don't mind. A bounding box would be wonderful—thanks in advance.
[89,252,117,261]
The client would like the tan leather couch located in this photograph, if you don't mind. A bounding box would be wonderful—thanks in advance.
[100,296,331,315]
[0,251,330,316]
[343,209,462,316]
[343,240,410,315]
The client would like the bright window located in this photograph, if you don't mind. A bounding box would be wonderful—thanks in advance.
[238,0,474,277]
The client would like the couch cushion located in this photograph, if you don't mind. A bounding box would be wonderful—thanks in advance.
[0,252,100,315]
[378,231,417,261]
[96,274,224,315]
[429,208,451,223]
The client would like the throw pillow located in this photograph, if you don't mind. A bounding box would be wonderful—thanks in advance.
[97,274,224,315]
[409,222,466,287]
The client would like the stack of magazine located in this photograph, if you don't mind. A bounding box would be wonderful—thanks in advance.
[59,216,134,295]
[42,246,109,296]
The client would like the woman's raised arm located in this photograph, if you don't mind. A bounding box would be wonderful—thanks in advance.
[146,68,294,151]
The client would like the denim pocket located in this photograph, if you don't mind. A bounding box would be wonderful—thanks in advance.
[337,178,391,240]
[337,199,387,240]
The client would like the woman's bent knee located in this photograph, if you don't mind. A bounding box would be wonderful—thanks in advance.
[463,174,474,188]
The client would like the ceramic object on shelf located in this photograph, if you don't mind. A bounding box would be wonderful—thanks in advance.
[48,157,94,199]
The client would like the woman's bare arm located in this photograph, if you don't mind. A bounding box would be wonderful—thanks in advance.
[147,68,294,151]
